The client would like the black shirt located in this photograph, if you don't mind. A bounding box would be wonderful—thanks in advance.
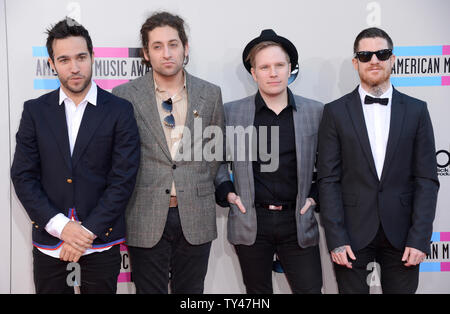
[253,89,298,205]
[215,89,319,208]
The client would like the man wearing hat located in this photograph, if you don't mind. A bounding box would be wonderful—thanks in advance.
[215,29,323,293]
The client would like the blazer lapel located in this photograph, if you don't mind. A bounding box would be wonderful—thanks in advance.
[184,72,204,132]
[292,97,305,203]
[346,87,379,180]
[43,89,72,171]
[132,72,172,160]
[71,88,109,168]
[242,95,256,199]
[380,88,405,183]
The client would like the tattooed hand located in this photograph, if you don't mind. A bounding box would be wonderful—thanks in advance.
[331,245,356,269]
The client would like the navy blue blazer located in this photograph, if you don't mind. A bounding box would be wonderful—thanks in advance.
[11,86,140,249]
[318,87,439,255]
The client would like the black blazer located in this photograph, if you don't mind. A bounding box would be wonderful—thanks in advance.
[317,87,439,254]
[11,87,140,249]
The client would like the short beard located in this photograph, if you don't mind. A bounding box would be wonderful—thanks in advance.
[58,71,93,95]
[361,72,391,96]
[360,63,392,96]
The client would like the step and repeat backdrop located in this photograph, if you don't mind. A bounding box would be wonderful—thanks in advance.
[1,0,449,293]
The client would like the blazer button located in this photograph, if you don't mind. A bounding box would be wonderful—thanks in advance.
[165,189,170,194]
[66,178,73,184]
[109,228,113,232]
[172,164,176,169]
[105,232,109,236]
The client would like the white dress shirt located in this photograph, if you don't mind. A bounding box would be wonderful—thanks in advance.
[39,81,110,258]
[358,84,393,180]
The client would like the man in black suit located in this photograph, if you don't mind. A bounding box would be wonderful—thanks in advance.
[11,18,140,294]
[317,27,439,294]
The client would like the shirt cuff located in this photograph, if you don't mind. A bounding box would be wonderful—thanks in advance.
[44,213,70,239]
[81,225,97,240]
[215,180,236,207]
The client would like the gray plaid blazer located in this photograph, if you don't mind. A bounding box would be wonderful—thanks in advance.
[113,71,224,247]
[215,93,324,248]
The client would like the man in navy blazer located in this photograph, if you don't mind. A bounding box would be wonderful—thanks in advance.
[317,27,439,293]
[11,18,140,294]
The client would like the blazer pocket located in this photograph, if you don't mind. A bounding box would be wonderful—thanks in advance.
[93,135,113,142]
[90,135,113,149]
[197,183,215,197]
[342,193,358,207]
[400,192,414,207]
[228,203,239,217]
[87,135,112,157]
[298,206,319,247]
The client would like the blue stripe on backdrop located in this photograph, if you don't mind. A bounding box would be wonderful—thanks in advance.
[32,46,49,57]
[391,76,442,87]
[393,46,442,56]
[34,79,60,89]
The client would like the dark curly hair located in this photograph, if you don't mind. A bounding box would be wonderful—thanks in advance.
[140,11,188,67]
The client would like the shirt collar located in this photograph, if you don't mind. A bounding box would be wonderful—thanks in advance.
[154,70,187,95]
[255,88,297,113]
[59,80,97,106]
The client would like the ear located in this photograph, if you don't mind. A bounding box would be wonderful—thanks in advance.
[352,57,359,71]
[250,67,257,82]
[48,57,56,72]
[142,47,150,62]
[184,42,190,58]
[389,53,396,67]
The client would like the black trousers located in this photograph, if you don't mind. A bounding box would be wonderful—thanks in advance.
[234,205,323,294]
[32,245,121,294]
[128,207,212,294]
[334,224,420,294]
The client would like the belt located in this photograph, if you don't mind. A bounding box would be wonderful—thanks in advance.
[169,196,178,207]
[256,202,296,211]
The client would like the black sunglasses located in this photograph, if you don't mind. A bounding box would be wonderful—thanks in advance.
[162,98,175,129]
[354,49,393,63]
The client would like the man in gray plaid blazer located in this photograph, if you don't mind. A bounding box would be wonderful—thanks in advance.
[215,29,323,293]
[112,12,224,294]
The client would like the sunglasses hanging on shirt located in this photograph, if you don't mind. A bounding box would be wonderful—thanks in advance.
[162,98,175,129]
[161,85,186,129]
[354,49,393,63]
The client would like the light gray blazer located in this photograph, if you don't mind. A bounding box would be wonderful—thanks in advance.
[113,70,224,248]
[215,93,324,248]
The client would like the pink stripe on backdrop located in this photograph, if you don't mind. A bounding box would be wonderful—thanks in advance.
[117,272,132,283]
[439,232,450,241]
[443,45,450,55]
[441,263,450,272]
[120,244,128,252]
[442,76,450,86]
[93,47,128,58]
[94,79,129,90]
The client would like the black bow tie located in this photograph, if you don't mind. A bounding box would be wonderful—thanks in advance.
[364,95,389,106]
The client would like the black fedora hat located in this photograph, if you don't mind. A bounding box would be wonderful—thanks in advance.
[242,29,299,83]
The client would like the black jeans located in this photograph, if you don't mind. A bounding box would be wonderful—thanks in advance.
[334,224,420,294]
[234,205,323,294]
[33,245,121,294]
[128,207,212,294]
